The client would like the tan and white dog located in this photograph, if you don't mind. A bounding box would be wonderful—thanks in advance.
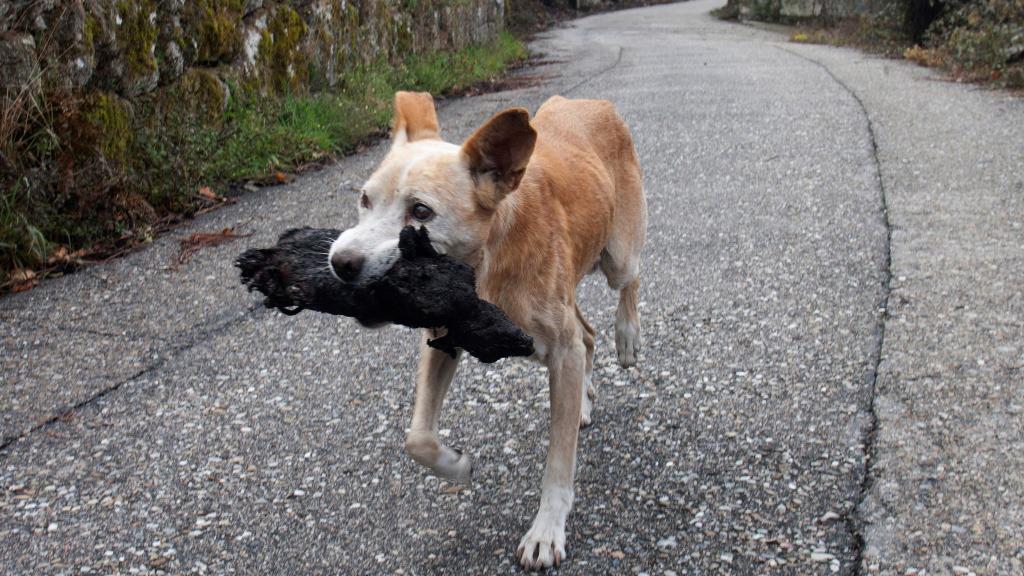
[329,91,646,570]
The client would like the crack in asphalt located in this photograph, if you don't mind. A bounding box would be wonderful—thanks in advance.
[0,306,261,455]
[775,45,894,575]
[1,314,175,341]
[563,44,625,96]
[0,365,160,452]
[54,326,175,341]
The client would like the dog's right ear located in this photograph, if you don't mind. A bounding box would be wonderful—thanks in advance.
[461,108,537,211]
[392,91,440,145]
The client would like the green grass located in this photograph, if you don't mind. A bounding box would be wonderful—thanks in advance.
[136,30,525,212]
[403,31,528,93]
[0,31,527,287]
[0,178,52,273]
[198,30,527,182]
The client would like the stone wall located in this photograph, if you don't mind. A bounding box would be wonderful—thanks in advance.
[0,0,505,107]
[733,0,876,20]
[0,1,512,279]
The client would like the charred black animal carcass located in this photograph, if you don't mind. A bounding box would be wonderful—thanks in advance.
[236,226,534,363]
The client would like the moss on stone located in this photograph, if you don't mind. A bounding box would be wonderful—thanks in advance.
[306,3,341,91]
[81,92,133,163]
[84,14,98,51]
[336,2,361,70]
[394,16,415,57]
[167,68,230,124]
[116,0,158,80]
[258,5,308,93]
[189,0,244,65]
[374,0,395,60]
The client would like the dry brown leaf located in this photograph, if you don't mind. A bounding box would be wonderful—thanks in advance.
[47,246,69,265]
[8,268,38,293]
[10,268,36,283]
[198,186,219,200]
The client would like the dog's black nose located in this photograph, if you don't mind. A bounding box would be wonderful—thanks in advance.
[331,250,365,281]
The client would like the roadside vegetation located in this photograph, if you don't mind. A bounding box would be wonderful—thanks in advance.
[716,0,1024,89]
[0,31,526,292]
[1,0,682,294]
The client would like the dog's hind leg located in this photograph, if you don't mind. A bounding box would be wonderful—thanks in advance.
[600,236,643,368]
[601,161,645,367]
[575,305,597,428]
[613,278,641,367]
[404,331,472,483]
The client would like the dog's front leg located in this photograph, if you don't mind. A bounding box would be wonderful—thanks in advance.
[404,331,473,483]
[517,335,585,570]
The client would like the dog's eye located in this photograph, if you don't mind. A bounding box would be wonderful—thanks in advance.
[411,203,434,221]
[360,193,371,210]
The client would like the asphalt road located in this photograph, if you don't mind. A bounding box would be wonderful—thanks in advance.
[2,1,1022,574]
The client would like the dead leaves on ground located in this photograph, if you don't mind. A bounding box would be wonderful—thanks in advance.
[198,186,220,201]
[2,246,89,294]
[5,268,38,293]
[195,185,240,216]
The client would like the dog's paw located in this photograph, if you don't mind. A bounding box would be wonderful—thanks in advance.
[405,434,474,484]
[516,519,567,570]
[443,448,474,485]
[615,321,641,368]
[580,382,596,429]
[580,397,593,429]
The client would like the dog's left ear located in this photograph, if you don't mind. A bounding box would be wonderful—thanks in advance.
[392,91,441,145]
[461,108,537,211]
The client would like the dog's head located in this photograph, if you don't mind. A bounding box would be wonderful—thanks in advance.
[328,91,537,283]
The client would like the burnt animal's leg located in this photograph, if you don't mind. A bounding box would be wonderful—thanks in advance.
[404,331,473,483]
